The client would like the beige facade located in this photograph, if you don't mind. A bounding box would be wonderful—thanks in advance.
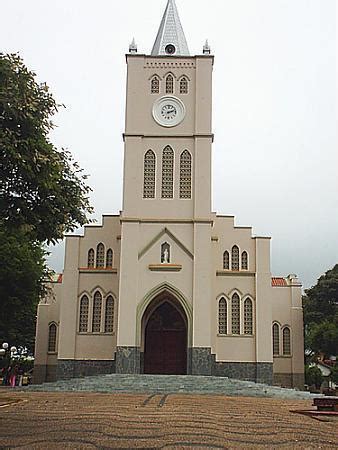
[34,0,304,388]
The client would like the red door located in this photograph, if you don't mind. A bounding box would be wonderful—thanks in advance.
[144,302,187,375]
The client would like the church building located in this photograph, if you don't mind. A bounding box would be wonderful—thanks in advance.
[34,0,304,389]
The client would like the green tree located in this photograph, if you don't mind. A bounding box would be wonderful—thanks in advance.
[0,53,93,350]
[0,53,92,244]
[303,264,338,358]
[304,365,323,389]
[0,227,47,350]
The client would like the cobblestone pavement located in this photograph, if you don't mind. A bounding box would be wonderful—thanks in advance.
[1,391,337,449]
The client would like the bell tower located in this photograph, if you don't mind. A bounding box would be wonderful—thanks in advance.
[122,0,214,221]
[117,0,215,375]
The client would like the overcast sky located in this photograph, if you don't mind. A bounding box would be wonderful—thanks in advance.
[2,0,337,289]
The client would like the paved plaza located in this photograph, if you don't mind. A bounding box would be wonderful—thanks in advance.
[0,375,337,449]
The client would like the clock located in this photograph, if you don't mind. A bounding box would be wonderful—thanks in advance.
[152,96,185,127]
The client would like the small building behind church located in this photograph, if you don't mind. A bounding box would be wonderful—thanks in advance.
[34,0,304,389]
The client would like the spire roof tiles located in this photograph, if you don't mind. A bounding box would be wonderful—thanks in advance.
[151,0,190,56]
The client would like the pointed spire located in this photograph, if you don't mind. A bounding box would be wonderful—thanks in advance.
[151,0,190,56]
[203,39,211,55]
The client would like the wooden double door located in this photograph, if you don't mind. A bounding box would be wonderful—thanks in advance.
[144,301,187,375]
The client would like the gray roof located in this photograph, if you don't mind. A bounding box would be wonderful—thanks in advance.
[151,0,190,56]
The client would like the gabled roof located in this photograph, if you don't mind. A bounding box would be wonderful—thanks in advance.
[151,0,190,56]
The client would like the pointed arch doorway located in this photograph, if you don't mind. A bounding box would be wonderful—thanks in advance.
[143,296,187,375]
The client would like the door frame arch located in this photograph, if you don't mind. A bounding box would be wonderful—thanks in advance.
[136,282,192,348]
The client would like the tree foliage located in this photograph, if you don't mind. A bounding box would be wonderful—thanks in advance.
[0,53,93,350]
[304,365,323,389]
[0,226,47,350]
[0,53,93,244]
[303,264,338,357]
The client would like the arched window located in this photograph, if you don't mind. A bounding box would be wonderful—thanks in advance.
[96,243,105,268]
[151,76,160,94]
[79,295,89,332]
[106,249,113,268]
[161,146,174,198]
[231,293,240,334]
[223,251,230,270]
[231,245,239,271]
[272,323,280,356]
[48,323,57,352]
[161,242,170,263]
[218,297,227,334]
[88,248,94,268]
[143,150,156,198]
[244,298,253,334]
[92,291,102,332]
[241,251,248,270]
[179,150,192,199]
[105,296,114,333]
[165,74,174,94]
[179,77,188,94]
[283,327,291,355]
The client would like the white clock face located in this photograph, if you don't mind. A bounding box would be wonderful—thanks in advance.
[152,96,185,127]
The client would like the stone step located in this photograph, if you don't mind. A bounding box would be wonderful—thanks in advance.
[25,374,318,400]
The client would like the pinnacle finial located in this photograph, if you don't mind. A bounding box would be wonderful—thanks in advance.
[203,39,211,55]
[129,38,137,53]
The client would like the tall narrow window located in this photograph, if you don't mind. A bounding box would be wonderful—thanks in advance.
[88,249,94,268]
[48,323,57,352]
[273,323,280,356]
[79,295,89,332]
[143,150,156,198]
[231,245,239,270]
[161,146,174,198]
[218,298,227,334]
[96,243,105,268]
[105,296,114,333]
[223,251,230,270]
[151,76,159,94]
[231,293,240,334]
[244,298,253,334]
[283,327,291,355]
[179,77,188,94]
[241,251,248,270]
[166,74,174,94]
[179,150,192,198]
[92,291,102,332]
[106,249,113,268]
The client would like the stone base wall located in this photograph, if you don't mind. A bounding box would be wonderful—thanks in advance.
[274,372,304,390]
[214,361,273,385]
[33,364,47,384]
[190,348,215,376]
[57,359,115,380]
[115,347,140,374]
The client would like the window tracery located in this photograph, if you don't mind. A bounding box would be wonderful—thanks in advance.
[96,243,105,268]
[151,76,160,94]
[244,298,253,334]
[231,245,239,270]
[273,323,280,355]
[48,323,57,352]
[179,77,188,94]
[241,251,248,270]
[105,296,114,333]
[88,249,94,268]
[161,146,174,198]
[179,150,192,199]
[92,291,102,332]
[143,150,156,198]
[283,327,291,355]
[165,74,174,94]
[231,293,240,334]
[218,297,227,334]
[79,295,89,332]
[223,251,230,270]
[106,249,113,268]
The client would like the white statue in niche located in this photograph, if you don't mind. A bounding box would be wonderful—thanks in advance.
[161,243,170,264]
